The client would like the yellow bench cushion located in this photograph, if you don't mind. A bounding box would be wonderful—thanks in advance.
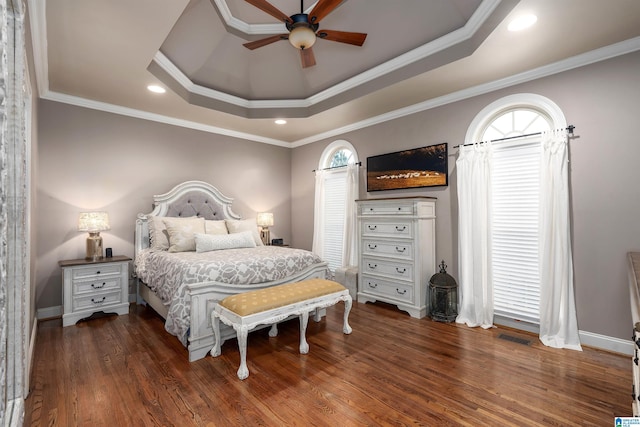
[220,279,346,317]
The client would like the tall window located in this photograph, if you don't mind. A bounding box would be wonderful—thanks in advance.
[313,141,359,276]
[483,109,551,323]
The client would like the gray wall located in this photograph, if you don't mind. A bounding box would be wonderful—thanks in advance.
[292,51,640,342]
[35,101,291,310]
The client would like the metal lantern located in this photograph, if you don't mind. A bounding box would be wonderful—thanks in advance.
[429,260,458,322]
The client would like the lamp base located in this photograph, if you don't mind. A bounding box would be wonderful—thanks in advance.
[86,232,104,261]
[260,228,270,246]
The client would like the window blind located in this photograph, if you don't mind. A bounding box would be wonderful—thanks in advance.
[491,140,541,323]
[322,170,347,273]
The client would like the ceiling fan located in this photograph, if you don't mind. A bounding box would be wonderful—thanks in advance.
[243,0,367,68]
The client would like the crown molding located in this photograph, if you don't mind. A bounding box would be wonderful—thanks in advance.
[153,0,504,116]
[290,36,640,147]
[39,90,291,148]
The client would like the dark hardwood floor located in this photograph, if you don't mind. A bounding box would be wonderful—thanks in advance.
[25,302,630,426]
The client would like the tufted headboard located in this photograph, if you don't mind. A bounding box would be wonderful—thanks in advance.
[135,181,241,258]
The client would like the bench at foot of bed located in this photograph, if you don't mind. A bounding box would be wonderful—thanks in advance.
[210,278,353,380]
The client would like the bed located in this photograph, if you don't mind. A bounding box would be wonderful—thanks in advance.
[134,180,329,361]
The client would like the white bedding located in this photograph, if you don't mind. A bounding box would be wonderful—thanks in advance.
[135,246,327,345]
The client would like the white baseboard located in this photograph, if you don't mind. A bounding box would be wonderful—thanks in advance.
[579,330,633,356]
[36,305,61,320]
[495,315,632,355]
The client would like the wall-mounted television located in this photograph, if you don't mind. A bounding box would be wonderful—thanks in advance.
[366,143,448,192]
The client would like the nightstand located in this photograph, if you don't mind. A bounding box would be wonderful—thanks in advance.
[59,255,131,327]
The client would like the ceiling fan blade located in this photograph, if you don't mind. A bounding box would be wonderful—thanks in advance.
[243,34,288,50]
[317,29,367,46]
[300,47,316,68]
[245,0,293,24]
[308,0,343,24]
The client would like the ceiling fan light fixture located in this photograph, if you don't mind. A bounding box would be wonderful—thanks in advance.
[288,26,316,50]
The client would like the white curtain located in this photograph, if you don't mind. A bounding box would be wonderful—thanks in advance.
[342,163,359,267]
[311,169,326,257]
[538,130,582,350]
[455,143,494,329]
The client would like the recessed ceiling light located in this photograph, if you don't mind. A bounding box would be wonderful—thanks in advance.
[508,14,537,32]
[275,119,287,125]
[147,85,166,94]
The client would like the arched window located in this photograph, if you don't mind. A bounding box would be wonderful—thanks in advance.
[458,94,581,350]
[313,140,359,276]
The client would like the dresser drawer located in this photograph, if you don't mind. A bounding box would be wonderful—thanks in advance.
[361,220,413,238]
[362,256,413,282]
[73,290,122,311]
[359,203,414,216]
[362,238,414,260]
[72,263,123,280]
[73,277,123,295]
[360,274,414,303]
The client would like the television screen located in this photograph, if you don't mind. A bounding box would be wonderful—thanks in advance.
[366,143,448,192]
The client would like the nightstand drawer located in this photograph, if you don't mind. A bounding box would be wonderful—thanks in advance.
[72,263,123,279]
[73,277,122,295]
[73,290,122,311]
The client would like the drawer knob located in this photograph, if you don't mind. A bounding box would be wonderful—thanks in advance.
[368,225,377,231]
[396,288,407,295]
[91,296,106,305]
[395,226,406,232]
[395,267,406,274]
[368,244,377,250]
[91,282,106,289]
[368,263,377,269]
[367,282,378,288]
[395,246,406,253]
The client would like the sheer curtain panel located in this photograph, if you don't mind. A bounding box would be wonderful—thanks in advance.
[455,143,495,329]
[342,164,359,267]
[538,130,582,350]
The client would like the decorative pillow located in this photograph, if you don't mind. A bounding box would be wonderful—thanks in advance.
[148,216,170,251]
[225,218,264,246]
[205,220,228,235]
[163,217,206,252]
[194,231,256,253]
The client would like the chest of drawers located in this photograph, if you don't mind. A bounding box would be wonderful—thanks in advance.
[59,256,131,326]
[356,197,436,318]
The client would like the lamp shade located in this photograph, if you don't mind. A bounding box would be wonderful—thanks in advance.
[256,212,274,228]
[288,26,316,50]
[78,212,111,232]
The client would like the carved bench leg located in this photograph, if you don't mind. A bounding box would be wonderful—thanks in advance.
[268,323,278,337]
[210,313,222,357]
[236,326,250,380]
[343,296,353,335]
[299,311,309,354]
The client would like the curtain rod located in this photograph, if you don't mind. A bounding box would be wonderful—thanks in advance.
[453,125,575,149]
[312,161,361,173]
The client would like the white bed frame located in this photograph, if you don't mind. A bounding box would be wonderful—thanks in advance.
[134,181,328,362]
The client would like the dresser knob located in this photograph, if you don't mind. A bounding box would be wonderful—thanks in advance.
[96,271,101,274]
[368,263,377,269]
[91,296,106,305]
[395,226,406,232]
[368,225,377,231]
[396,288,407,295]
[395,267,406,274]
[368,282,378,288]
[395,246,406,253]
[91,282,106,289]
[368,244,377,250]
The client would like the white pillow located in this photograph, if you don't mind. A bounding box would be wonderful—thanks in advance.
[225,218,264,246]
[148,216,170,251]
[163,217,205,252]
[205,220,228,235]
[195,231,257,253]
